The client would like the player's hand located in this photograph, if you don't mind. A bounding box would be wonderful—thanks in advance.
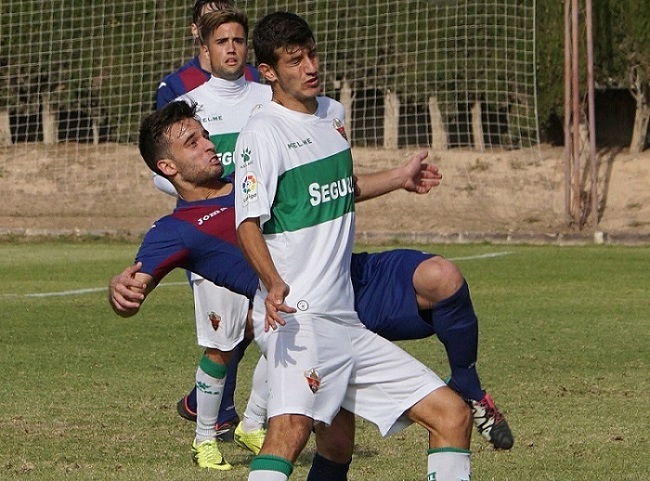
[108,262,147,315]
[401,151,442,194]
[264,281,296,332]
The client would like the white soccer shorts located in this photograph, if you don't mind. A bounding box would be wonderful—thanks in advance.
[192,274,249,351]
[255,313,446,437]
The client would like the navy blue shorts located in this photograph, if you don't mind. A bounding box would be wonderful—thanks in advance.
[350,249,438,341]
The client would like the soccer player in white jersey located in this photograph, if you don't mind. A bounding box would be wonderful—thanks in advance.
[175,13,271,465]
[234,11,472,481]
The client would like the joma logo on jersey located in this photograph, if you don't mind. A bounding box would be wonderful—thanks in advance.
[308,176,354,206]
[287,137,313,150]
[197,207,227,226]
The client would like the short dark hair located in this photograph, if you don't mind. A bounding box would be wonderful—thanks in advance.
[253,11,314,67]
[197,8,249,46]
[191,0,234,25]
[139,101,200,176]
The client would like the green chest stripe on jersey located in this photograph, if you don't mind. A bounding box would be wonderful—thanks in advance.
[210,132,239,176]
[263,149,355,234]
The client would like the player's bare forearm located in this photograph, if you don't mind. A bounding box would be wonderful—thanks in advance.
[237,218,296,331]
[354,151,441,201]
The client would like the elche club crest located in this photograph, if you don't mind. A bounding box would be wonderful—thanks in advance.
[304,368,321,393]
[332,118,347,140]
[208,311,221,331]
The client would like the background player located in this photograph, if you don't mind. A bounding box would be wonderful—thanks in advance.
[155,0,259,110]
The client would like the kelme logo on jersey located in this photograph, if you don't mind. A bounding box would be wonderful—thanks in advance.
[201,114,223,123]
[240,147,252,167]
[241,173,258,204]
[287,137,313,150]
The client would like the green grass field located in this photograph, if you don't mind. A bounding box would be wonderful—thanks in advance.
[1,239,648,480]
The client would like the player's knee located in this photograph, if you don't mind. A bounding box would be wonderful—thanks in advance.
[204,347,232,365]
[264,414,313,461]
[411,388,472,446]
[414,256,465,303]
[442,396,472,437]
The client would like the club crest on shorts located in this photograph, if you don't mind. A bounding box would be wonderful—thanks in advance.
[304,368,321,393]
[208,311,221,331]
[332,118,348,140]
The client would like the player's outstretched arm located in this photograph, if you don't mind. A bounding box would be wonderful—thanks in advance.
[354,151,442,202]
[108,262,155,318]
[237,218,296,332]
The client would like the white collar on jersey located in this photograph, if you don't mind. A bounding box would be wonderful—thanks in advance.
[206,74,248,98]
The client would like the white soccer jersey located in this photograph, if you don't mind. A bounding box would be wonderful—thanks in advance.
[234,97,360,325]
[179,75,272,175]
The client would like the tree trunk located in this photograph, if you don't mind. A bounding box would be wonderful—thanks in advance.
[428,96,447,150]
[41,93,58,144]
[629,69,649,155]
[339,79,353,143]
[0,110,11,146]
[383,89,399,149]
[630,96,650,154]
[471,101,485,151]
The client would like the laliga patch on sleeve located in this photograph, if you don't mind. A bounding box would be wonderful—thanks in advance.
[241,172,258,205]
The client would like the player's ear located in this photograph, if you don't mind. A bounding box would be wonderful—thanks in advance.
[190,22,199,39]
[157,158,178,177]
[257,63,276,83]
